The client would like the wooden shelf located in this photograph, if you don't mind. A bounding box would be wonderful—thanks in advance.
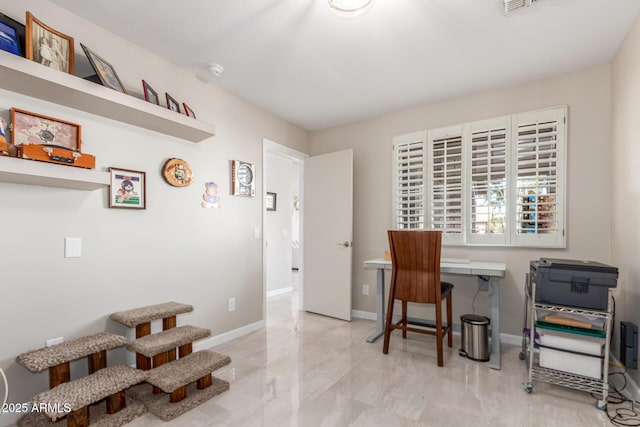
[0,51,216,142]
[0,156,109,190]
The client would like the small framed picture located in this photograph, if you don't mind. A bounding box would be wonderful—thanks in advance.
[11,108,81,151]
[25,12,74,74]
[142,80,159,105]
[183,103,196,119]
[166,93,181,113]
[266,192,277,211]
[0,12,25,57]
[109,167,146,209]
[80,43,127,93]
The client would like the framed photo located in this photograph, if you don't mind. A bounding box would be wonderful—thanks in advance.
[231,160,255,197]
[266,192,277,211]
[11,108,81,151]
[142,80,159,105]
[109,167,146,209]
[0,12,25,57]
[25,12,74,74]
[183,103,196,118]
[80,43,126,93]
[166,93,181,113]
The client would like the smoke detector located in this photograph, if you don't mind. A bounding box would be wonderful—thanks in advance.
[207,63,224,77]
[503,0,538,13]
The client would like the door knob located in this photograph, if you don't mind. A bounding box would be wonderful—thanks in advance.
[337,241,352,247]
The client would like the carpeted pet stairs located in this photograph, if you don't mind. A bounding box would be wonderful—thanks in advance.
[16,332,147,427]
[14,302,231,426]
[110,302,231,421]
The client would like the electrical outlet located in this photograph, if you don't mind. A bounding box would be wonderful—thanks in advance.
[362,284,370,296]
[478,277,489,292]
[228,297,236,312]
[46,337,64,347]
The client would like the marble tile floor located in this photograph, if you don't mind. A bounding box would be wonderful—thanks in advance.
[127,291,618,427]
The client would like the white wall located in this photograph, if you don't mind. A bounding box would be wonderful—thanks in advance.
[0,2,308,425]
[612,14,640,385]
[265,152,294,293]
[310,65,613,336]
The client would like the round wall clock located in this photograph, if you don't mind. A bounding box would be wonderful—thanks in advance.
[162,158,193,187]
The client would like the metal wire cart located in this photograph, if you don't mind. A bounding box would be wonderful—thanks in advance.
[520,259,616,410]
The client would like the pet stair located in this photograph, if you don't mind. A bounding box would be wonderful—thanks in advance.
[110,302,232,421]
[16,333,147,427]
[110,302,194,370]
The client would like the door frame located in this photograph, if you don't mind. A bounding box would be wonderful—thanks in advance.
[262,138,308,319]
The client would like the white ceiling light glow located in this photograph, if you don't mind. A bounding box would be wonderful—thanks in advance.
[327,0,374,17]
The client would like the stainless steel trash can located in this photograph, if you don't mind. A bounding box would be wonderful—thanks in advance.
[459,314,490,362]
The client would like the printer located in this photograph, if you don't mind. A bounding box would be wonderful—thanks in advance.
[530,258,618,310]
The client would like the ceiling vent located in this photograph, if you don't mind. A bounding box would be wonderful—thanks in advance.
[503,0,538,13]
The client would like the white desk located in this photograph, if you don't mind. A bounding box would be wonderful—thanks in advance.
[363,258,507,370]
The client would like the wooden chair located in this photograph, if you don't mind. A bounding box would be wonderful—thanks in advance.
[383,230,454,366]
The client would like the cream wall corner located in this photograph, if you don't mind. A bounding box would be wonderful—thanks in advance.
[612,13,640,386]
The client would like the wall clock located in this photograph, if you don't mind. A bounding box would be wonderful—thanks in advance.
[162,158,193,187]
[231,160,255,197]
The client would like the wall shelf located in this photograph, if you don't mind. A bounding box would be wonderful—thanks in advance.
[0,51,216,142]
[0,156,109,190]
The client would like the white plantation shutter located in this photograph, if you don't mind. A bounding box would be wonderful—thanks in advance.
[467,118,509,245]
[392,131,426,229]
[428,126,464,245]
[511,107,566,247]
[392,106,566,247]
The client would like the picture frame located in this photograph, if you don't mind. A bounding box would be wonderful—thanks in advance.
[182,102,196,119]
[0,12,25,57]
[11,107,81,151]
[25,12,74,74]
[109,167,146,209]
[142,80,159,105]
[266,192,277,211]
[80,43,127,93]
[166,93,181,113]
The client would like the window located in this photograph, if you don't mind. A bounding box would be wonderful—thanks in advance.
[392,106,566,247]
[392,131,426,229]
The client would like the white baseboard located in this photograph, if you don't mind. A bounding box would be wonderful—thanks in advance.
[352,309,377,321]
[351,310,524,345]
[193,320,265,351]
[267,287,293,298]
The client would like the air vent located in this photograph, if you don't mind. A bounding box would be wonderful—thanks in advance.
[503,0,538,13]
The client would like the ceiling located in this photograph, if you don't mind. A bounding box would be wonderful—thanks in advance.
[51,0,640,131]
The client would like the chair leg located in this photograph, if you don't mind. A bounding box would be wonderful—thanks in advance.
[435,300,444,367]
[446,293,453,348]
[402,300,407,339]
[382,283,397,354]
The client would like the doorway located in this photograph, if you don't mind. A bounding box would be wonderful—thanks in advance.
[262,139,306,319]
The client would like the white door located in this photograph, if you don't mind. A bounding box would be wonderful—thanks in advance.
[303,149,353,321]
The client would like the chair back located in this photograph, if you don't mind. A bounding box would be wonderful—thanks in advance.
[387,230,442,304]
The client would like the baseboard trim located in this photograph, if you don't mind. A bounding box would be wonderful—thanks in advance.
[351,309,524,345]
[352,309,377,321]
[194,320,265,351]
[267,287,293,299]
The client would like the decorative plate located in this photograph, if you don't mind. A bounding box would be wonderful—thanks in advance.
[162,158,193,187]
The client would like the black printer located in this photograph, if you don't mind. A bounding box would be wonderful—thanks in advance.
[530,258,618,310]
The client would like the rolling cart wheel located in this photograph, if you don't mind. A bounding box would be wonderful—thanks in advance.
[524,383,533,393]
[595,400,607,411]
[518,352,526,360]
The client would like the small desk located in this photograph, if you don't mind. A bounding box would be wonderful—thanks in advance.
[363,258,506,370]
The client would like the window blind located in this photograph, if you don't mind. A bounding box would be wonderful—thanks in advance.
[392,132,426,229]
[468,118,508,244]
[428,127,463,240]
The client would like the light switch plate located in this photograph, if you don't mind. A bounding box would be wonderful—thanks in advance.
[65,237,82,258]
